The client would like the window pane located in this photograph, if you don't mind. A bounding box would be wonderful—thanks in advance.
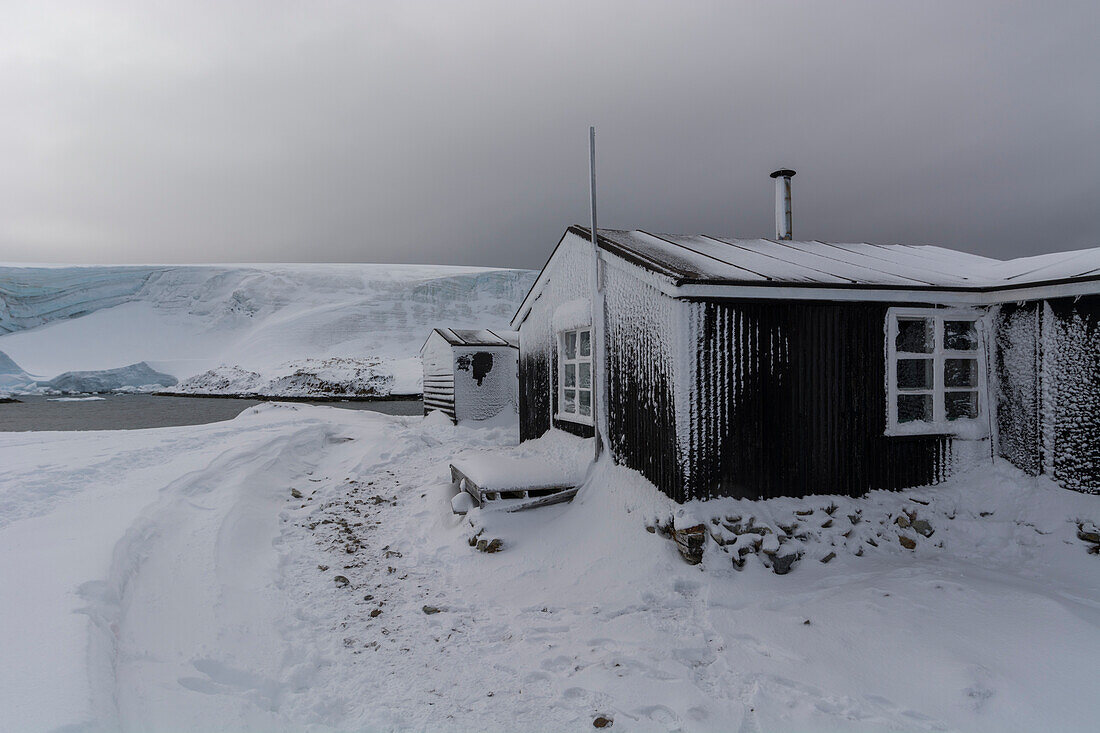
[564,363,576,387]
[944,320,978,351]
[945,358,978,388]
[579,389,591,416]
[896,318,933,353]
[945,391,979,420]
[579,362,591,388]
[563,389,575,413]
[897,358,933,390]
[579,330,591,357]
[898,393,933,423]
[564,332,576,359]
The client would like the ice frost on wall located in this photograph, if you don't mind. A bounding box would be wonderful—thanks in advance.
[1042,297,1100,494]
[994,303,1041,475]
[518,234,596,439]
[453,346,518,422]
[603,262,684,495]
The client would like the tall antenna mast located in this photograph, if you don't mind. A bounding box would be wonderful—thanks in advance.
[589,126,605,459]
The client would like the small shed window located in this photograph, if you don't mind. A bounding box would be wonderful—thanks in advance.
[557,327,592,424]
[886,308,986,436]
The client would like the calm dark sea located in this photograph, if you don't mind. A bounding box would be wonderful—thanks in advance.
[0,394,423,432]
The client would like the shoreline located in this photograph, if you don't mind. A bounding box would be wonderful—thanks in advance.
[151,391,422,403]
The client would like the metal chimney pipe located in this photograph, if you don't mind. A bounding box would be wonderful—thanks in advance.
[770,168,796,240]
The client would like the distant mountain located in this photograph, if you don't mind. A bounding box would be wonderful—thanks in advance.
[0,264,536,397]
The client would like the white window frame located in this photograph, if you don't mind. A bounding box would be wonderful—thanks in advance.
[885,307,988,437]
[555,327,593,426]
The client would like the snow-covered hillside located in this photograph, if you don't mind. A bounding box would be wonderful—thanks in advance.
[0,264,535,396]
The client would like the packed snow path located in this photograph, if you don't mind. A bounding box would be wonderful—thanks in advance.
[1,406,1099,731]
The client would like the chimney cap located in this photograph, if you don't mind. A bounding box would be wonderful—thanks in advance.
[770,168,797,179]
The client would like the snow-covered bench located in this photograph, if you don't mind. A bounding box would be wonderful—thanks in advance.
[448,431,592,513]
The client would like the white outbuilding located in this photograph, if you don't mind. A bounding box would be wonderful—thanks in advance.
[420,328,519,424]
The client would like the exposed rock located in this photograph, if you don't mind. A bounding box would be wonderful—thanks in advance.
[772,553,800,575]
[820,551,836,564]
[1077,525,1100,544]
[475,538,503,553]
[898,535,917,550]
[912,519,934,537]
[290,488,303,499]
[820,518,834,529]
[422,605,442,615]
[333,575,350,587]
[593,716,613,728]
[370,608,382,618]
[895,514,911,529]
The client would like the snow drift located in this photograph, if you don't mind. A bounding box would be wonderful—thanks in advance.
[2,407,1098,731]
[0,264,535,397]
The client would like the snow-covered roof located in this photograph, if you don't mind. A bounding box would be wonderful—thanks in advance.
[430,328,518,348]
[512,226,1100,327]
[585,226,1100,289]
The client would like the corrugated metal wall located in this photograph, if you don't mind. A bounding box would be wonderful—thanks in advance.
[683,299,955,500]
[422,333,456,421]
[604,266,684,498]
[517,235,596,441]
[519,346,550,439]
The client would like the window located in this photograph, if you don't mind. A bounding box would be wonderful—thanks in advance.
[886,309,986,435]
[557,327,592,423]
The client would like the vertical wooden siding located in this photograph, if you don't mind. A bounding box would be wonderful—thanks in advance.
[685,300,953,501]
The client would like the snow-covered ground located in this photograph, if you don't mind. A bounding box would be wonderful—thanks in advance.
[0,264,535,397]
[2,406,1098,732]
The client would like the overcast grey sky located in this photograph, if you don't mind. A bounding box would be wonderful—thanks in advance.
[2,1,1098,268]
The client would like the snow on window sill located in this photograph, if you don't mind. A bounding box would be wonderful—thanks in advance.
[554,412,593,427]
[885,418,989,440]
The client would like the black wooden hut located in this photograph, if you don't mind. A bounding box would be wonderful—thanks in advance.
[510,225,1100,502]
